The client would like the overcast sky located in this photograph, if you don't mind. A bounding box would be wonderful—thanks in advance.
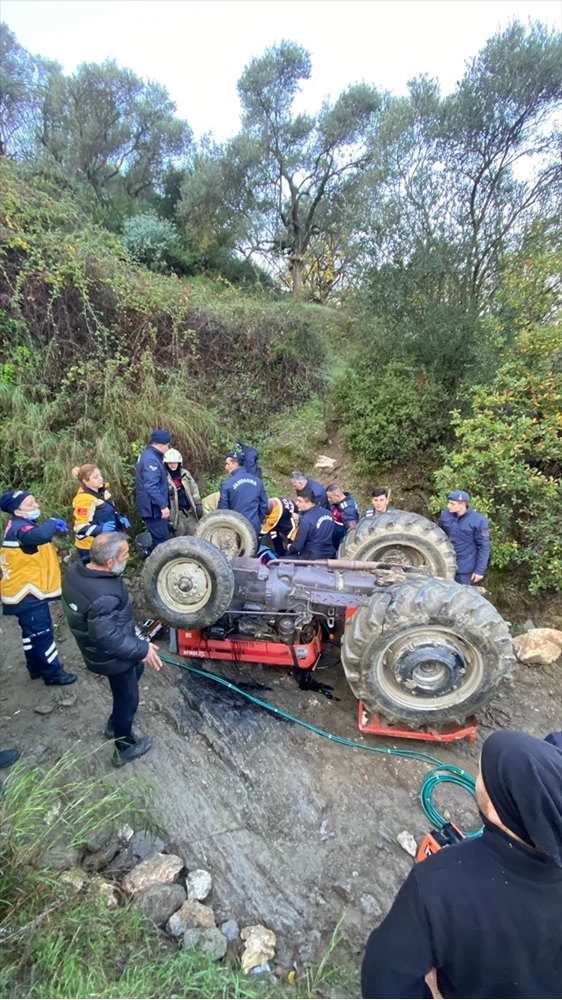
[2,0,561,141]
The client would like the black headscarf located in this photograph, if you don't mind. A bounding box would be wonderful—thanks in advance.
[481,729,562,866]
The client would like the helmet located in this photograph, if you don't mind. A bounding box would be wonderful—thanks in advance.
[164,448,183,464]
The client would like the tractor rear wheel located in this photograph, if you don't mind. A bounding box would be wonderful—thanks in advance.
[196,510,258,560]
[142,536,235,630]
[339,510,457,579]
[341,577,514,728]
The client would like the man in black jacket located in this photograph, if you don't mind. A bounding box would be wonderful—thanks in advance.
[288,488,336,559]
[361,729,562,999]
[62,532,162,767]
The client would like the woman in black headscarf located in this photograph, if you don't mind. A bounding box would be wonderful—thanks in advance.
[361,729,562,999]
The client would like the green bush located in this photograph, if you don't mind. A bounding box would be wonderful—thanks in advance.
[332,359,451,471]
[122,213,181,272]
[433,324,562,593]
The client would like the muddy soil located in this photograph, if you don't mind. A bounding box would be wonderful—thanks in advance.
[1,583,560,971]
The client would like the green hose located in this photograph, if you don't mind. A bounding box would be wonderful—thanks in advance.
[160,652,481,837]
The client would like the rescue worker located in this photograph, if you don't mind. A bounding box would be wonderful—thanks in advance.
[261,497,299,556]
[290,472,330,510]
[135,430,172,552]
[326,484,360,547]
[365,488,394,516]
[72,464,130,561]
[438,490,490,585]
[219,451,269,538]
[0,490,77,685]
[163,449,203,536]
[288,487,336,559]
[62,532,162,767]
[235,442,262,478]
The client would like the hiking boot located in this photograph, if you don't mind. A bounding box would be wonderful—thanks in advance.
[0,748,20,769]
[44,669,77,686]
[111,736,152,768]
[104,721,139,741]
[28,671,43,680]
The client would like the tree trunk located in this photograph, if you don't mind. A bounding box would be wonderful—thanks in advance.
[291,254,304,300]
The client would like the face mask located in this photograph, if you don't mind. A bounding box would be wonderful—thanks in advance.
[112,558,128,576]
[23,509,41,520]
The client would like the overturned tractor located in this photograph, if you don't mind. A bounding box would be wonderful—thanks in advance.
[142,510,514,731]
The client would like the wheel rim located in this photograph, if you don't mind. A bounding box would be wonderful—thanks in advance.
[203,525,243,559]
[363,541,429,568]
[156,557,213,615]
[372,625,485,711]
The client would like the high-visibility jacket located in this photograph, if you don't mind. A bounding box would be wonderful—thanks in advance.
[73,484,117,553]
[261,498,299,541]
[0,516,61,614]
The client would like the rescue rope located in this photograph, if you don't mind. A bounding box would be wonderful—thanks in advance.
[160,653,481,837]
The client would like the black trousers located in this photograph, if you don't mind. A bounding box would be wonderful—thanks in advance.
[15,602,64,680]
[108,662,144,748]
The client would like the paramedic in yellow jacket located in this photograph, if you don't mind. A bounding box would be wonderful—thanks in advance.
[0,489,77,685]
[72,464,131,561]
[261,497,299,556]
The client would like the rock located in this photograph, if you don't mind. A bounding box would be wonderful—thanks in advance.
[360,893,383,919]
[314,455,336,470]
[60,868,88,893]
[31,744,48,761]
[183,926,228,961]
[122,852,184,895]
[512,628,562,665]
[220,919,240,942]
[397,831,417,857]
[130,830,166,862]
[117,824,134,844]
[134,882,186,927]
[297,928,322,966]
[166,899,215,937]
[522,619,536,632]
[37,844,81,871]
[186,868,212,901]
[34,701,54,715]
[83,837,122,872]
[59,692,77,708]
[92,878,120,910]
[240,924,276,973]
[332,880,353,903]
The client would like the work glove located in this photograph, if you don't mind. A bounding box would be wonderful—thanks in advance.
[101,521,116,532]
[53,518,68,533]
[117,515,131,529]
[195,503,203,519]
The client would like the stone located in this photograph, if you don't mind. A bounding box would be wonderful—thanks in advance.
[360,893,383,919]
[122,852,184,895]
[134,882,186,927]
[31,744,48,761]
[34,701,54,715]
[130,830,166,862]
[314,455,336,470]
[183,926,228,961]
[397,831,417,857]
[523,619,536,632]
[240,924,276,973]
[512,628,562,665]
[60,868,88,893]
[59,692,77,708]
[117,824,134,844]
[83,837,122,872]
[297,928,322,966]
[166,899,215,937]
[186,868,212,901]
[92,878,120,910]
[332,880,353,903]
[37,844,81,871]
[220,919,240,942]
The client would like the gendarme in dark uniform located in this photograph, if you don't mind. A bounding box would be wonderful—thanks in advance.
[219,451,269,537]
[288,488,336,559]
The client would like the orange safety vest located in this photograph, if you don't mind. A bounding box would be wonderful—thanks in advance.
[0,521,61,605]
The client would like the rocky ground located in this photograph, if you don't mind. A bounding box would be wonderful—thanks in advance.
[1,575,560,973]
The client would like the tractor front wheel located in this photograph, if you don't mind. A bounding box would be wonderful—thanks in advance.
[142,536,235,629]
[196,510,258,560]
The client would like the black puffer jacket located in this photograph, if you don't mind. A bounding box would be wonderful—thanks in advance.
[62,560,148,676]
